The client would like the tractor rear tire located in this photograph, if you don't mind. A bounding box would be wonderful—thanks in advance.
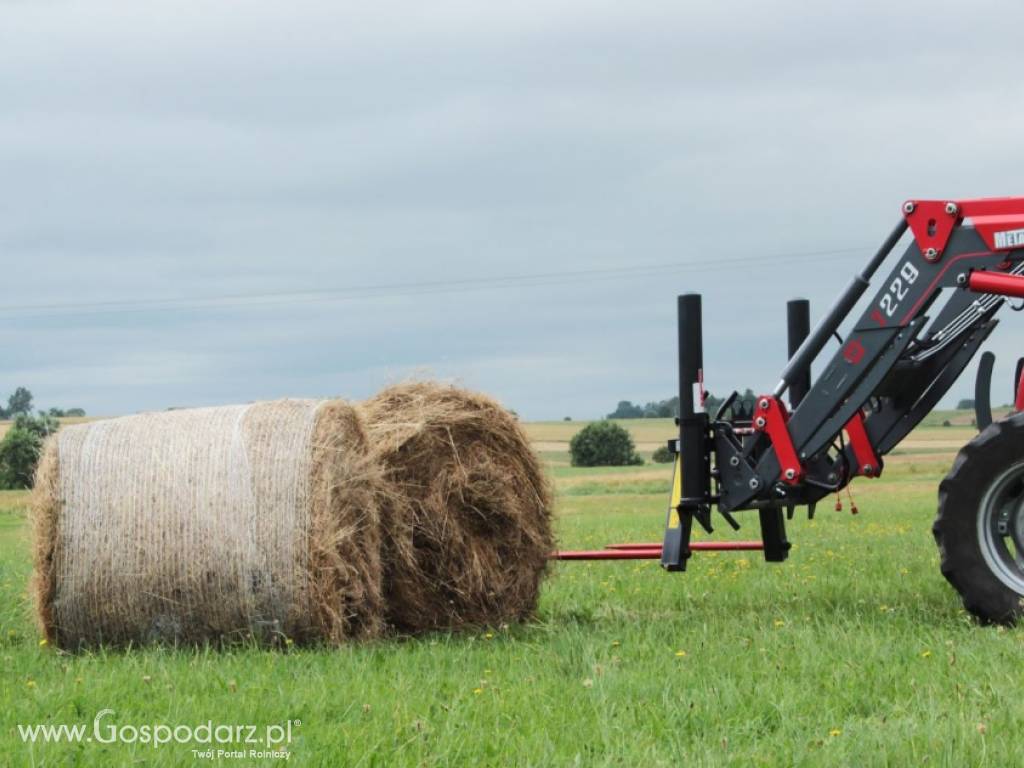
[934,414,1024,624]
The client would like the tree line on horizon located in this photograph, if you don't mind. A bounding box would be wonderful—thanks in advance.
[0,386,85,421]
[608,393,986,420]
[606,390,754,419]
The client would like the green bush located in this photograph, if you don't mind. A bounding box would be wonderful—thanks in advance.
[569,421,643,467]
[0,413,59,489]
[16,412,59,440]
[651,444,674,463]
[0,428,42,489]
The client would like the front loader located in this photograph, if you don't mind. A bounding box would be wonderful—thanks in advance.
[558,197,1024,624]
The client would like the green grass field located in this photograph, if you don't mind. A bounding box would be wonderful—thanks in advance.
[2,417,1022,765]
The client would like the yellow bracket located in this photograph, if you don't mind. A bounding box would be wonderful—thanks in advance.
[667,454,682,529]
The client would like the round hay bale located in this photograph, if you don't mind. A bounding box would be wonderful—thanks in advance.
[31,400,383,648]
[359,382,553,632]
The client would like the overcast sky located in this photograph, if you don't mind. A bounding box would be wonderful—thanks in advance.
[2,0,1023,419]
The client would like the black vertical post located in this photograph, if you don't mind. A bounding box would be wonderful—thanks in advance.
[663,294,709,571]
[678,294,701,419]
[678,294,708,506]
[786,299,811,409]
[758,507,791,562]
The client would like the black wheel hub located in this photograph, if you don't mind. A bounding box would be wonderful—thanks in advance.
[979,460,1024,594]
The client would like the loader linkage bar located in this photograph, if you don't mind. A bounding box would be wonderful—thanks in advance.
[658,197,1024,570]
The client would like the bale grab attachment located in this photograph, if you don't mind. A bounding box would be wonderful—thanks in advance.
[556,197,1024,574]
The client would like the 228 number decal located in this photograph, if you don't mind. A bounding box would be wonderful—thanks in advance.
[871,261,920,325]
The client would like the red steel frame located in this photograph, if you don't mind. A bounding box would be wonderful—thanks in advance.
[905,197,1024,258]
[969,270,1024,299]
[751,396,802,484]
[844,410,881,477]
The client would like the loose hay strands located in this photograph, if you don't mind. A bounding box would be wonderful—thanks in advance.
[30,439,60,644]
[360,382,554,633]
[31,400,384,649]
[307,402,384,644]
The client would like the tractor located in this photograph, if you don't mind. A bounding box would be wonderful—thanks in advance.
[557,198,1024,624]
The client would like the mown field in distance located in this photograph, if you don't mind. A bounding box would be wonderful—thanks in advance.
[0,416,94,440]
[2,413,1023,765]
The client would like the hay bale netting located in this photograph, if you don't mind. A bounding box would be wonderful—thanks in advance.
[359,382,554,632]
[31,400,384,648]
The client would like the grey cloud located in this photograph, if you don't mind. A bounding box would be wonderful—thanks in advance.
[2,0,1023,418]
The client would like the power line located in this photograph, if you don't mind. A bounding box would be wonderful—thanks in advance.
[4,244,873,319]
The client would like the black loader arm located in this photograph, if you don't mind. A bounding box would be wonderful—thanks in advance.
[747,225,1006,504]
